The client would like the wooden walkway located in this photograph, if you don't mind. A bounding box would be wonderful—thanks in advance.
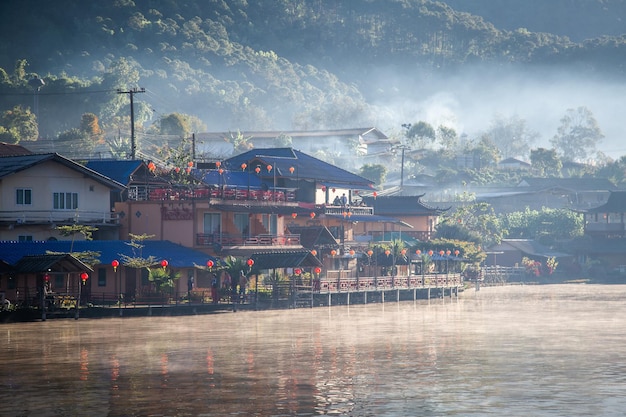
[293,273,463,308]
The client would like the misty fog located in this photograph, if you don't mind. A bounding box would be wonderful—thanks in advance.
[365,64,626,159]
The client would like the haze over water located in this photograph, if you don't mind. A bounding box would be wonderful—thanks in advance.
[2,284,626,416]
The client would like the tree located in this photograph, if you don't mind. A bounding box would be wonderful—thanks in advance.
[56,128,94,156]
[530,147,562,177]
[436,125,458,156]
[0,105,38,142]
[404,121,436,149]
[550,106,604,162]
[80,113,104,144]
[159,113,190,137]
[484,114,538,159]
[359,163,387,186]
[438,201,505,248]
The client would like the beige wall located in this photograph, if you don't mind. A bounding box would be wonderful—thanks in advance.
[0,161,115,241]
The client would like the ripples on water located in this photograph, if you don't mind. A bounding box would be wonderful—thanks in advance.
[2,284,626,416]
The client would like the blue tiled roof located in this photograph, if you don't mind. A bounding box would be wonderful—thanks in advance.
[224,148,374,188]
[0,153,125,189]
[84,160,144,186]
[0,240,218,268]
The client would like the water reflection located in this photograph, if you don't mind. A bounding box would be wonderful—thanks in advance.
[1,285,626,416]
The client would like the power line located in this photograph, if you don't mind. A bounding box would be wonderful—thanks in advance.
[117,87,145,160]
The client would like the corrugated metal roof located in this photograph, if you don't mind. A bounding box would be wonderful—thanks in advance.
[0,240,218,268]
[248,250,322,272]
[83,160,144,186]
[0,153,125,189]
[13,253,93,273]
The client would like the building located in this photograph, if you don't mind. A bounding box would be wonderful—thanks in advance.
[0,153,125,241]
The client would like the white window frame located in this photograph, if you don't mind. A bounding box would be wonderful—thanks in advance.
[16,188,32,205]
[53,192,78,210]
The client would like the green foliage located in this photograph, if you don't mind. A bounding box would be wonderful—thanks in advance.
[404,121,436,149]
[501,207,584,244]
[550,106,604,162]
[120,233,158,269]
[439,201,505,247]
[0,105,38,142]
[530,147,562,177]
[484,114,538,159]
[148,266,181,293]
[359,164,387,186]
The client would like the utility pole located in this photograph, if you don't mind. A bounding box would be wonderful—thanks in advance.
[117,87,145,160]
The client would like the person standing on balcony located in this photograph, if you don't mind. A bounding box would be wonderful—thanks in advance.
[340,193,347,207]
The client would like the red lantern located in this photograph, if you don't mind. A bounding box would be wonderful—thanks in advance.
[266,164,272,172]
[294,268,302,275]
[218,168,224,175]
[439,250,445,256]
[446,250,451,256]
[373,191,377,199]
[332,188,336,193]
[367,250,373,257]
[321,186,326,192]
[215,161,221,168]
[415,249,421,256]
[330,249,337,256]
[289,166,295,174]
[185,167,191,174]
[291,212,297,219]
[111,260,120,272]
[160,259,168,269]
[310,212,316,219]
[311,249,317,256]
[44,273,50,282]
[207,260,214,269]
[80,272,89,284]
[401,249,407,256]
[454,250,460,257]
[349,249,355,256]
[255,166,261,174]
[175,167,181,173]
[385,249,391,256]
[247,258,254,267]
[428,250,434,256]
[187,161,194,167]
[314,267,321,274]
[147,162,156,172]
[241,163,247,170]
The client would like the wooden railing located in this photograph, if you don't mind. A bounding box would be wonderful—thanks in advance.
[196,233,301,247]
[316,273,462,293]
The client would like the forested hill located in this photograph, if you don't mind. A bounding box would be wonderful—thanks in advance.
[0,0,625,147]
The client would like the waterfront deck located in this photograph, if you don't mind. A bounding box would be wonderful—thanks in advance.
[2,274,464,321]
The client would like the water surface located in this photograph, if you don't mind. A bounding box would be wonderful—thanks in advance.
[2,284,625,416]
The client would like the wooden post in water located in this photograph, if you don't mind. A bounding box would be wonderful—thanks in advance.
[427,287,431,300]
[396,289,400,302]
[364,291,367,304]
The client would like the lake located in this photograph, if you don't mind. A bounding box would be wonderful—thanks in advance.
[2,284,626,416]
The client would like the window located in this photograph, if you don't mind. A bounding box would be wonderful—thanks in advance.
[98,268,106,287]
[234,213,250,236]
[16,188,32,205]
[18,235,33,242]
[203,213,221,234]
[53,192,78,210]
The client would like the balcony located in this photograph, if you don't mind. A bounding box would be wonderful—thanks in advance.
[196,233,301,248]
[131,186,296,203]
[0,210,119,225]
